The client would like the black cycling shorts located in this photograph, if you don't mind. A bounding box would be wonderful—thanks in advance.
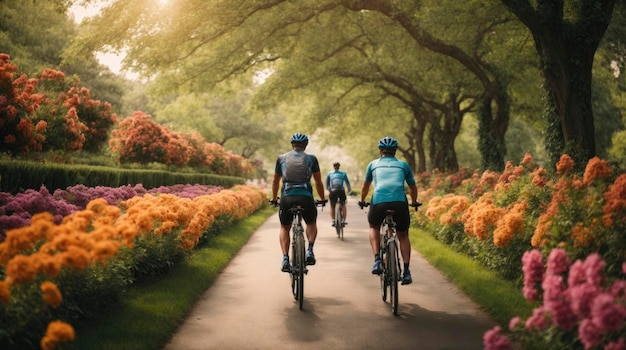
[367,201,410,231]
[279,195,317,225]
[329,189,346,205]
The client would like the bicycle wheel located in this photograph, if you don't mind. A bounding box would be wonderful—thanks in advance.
[335,203,343,240]
[379,231,388,302]
[295,230,305,309]
[290,238,297,299]
[388,238,399,315]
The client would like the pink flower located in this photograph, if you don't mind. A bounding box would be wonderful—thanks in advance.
[584,253,605,287]
[509,316,521,331]
[547,248,570,275]
[579,318,602,349]
[591,293,626,332]
[526,307,550,331]
[522,249,544,301]
[483,326,513,350]
[570,283,601,318]
[546,299,577,330]
[604,338,626,350]
[568,260,587,287]
[542,274,566,302]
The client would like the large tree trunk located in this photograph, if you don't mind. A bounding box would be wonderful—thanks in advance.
[500,0,616,169]
[537,32,597,166]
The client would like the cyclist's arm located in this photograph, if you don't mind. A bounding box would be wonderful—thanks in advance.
[408,184,418,204]
[325,174,330,191]
[361,181,371,203]
[313,171,326,201]
[271,172,281,201]
[344,173,352,193]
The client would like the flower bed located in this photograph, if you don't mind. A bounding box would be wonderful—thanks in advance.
[414,154,625,348]
[0,184,266,349]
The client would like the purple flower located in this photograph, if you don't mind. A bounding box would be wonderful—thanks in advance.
[569,260,588,287]
[483,326,513,350]
[542,274,566,302]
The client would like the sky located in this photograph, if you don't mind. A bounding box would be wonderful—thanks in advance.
[69,2,138,80]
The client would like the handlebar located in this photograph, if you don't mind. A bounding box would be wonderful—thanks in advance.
[358,201,422,211]
[268,198,328,208]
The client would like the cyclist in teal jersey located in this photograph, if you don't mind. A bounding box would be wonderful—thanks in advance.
[359,136,419,285]
[271,133,327,272]
[325,162,352,226]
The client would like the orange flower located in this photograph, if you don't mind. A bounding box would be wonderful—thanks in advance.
[556,154,574,175]
[583,156,611,185]
[60,246,90,270]
[5,255,39,284]
[40,281,62,308]
[0,280,11,303]
[40,320,75,350]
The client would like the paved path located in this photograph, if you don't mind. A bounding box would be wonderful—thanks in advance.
[164,200,496,349]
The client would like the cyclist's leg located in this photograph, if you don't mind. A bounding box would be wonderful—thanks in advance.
[394,201,412,284]
[329,190,338,223]
[279,197,296,272]
[367,205,384,274]
[301,196,318,265]
[339,191,347,223]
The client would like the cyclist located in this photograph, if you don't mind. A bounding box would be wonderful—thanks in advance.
[359,136,419,285]
[325,162,352,227]
[271,133,327,273]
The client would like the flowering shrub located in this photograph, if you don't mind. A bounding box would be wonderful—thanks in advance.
[0,54,117,156]
[0,184,224,241]
[484,249,626,350]
[415,153,625,281]
[109,112,255,177]
[0,184,266,348]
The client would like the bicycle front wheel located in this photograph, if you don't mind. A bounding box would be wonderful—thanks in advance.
[388,239,399,315]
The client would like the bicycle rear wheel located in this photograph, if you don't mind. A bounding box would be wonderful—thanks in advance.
[388,239,399,315]
[335,202,343,240]
[294,231,305,309]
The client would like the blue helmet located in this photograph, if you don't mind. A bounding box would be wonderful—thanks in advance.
[290,133,309,144]
[378,136,398,149]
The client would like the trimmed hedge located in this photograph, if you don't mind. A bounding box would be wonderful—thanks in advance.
[0,160,244,194]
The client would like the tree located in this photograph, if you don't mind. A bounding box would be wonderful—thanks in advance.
[499,0,618,169]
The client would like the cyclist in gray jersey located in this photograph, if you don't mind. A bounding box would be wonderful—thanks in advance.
[271,133,327,272]
[359,136,419,285]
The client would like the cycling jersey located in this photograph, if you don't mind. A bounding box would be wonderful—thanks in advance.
[275,149,320,197]
[325,170,351,192]
[364,155,416,204]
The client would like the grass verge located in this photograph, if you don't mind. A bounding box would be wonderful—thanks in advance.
[67,206,276,350]
[411,229,534,326]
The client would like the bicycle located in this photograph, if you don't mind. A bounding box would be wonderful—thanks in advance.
[334,197,346,240]
[359,201,420,315]
[270,198,327,310]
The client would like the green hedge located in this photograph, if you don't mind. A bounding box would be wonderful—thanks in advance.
[0,160,244,193]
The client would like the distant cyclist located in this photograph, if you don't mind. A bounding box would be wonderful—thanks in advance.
[359,136,419,285]
[271,133,327,273]
[326,162,352,226]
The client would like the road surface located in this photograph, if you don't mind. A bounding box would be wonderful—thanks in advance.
[164,199,496,349]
